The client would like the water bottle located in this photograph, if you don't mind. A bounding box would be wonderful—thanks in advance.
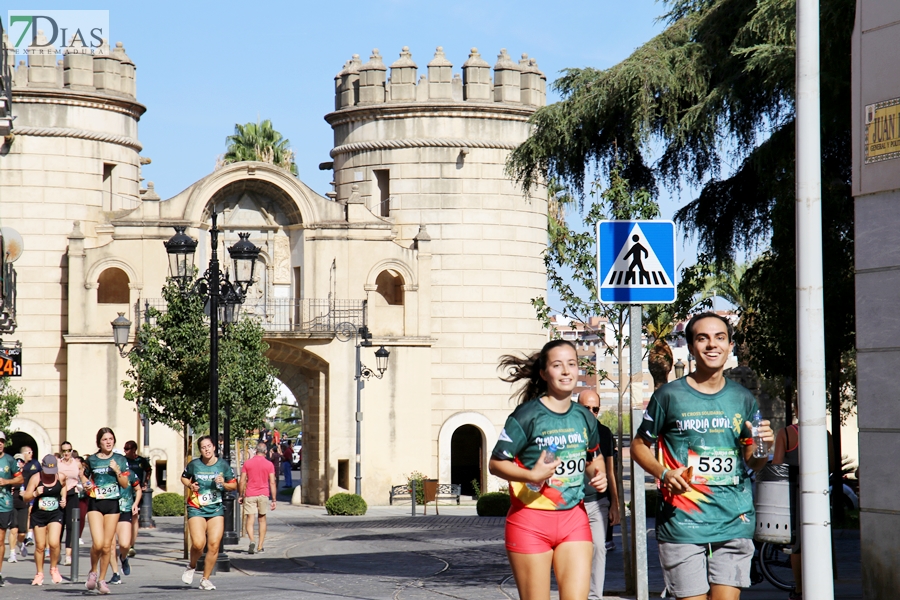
[751,410,768,458]
[526,444,558,492]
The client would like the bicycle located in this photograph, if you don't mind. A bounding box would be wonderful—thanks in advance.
[751,540,795,592]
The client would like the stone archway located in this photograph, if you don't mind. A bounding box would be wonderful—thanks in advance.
[437,412,497,490]
[8,418,53,457]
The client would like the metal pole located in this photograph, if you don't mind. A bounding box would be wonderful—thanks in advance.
[795,0,834,597]
[410,479,417,516]
[355,340,364,496]
[629,305,648,600]
[70,503,80,582]
[222,405,238,546]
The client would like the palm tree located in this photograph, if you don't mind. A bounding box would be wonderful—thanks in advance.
[222,119,298,176]
[645,304,675,390]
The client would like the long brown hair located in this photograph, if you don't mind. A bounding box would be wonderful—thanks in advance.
[498,339,577,405]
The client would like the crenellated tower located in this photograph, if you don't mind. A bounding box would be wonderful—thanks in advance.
[325,46,549,482]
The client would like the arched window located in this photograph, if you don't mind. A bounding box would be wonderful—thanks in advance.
[375,270,404,306]
[97,268,130,304]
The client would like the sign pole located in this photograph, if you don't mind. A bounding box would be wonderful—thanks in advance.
[629,304,649,600]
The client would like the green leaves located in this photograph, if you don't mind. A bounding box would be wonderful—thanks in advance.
[222,119,298,176]
[0,377,24,435]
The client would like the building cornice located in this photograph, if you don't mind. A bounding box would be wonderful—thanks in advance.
[12,88,147,119]
[330,137,519,158]
[324,101,535,127]
[14,126,142,152]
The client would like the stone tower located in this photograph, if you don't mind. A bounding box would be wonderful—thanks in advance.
[325,46,549,484]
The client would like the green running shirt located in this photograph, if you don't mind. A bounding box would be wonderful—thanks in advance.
[118,471,141,514]
[637,378,759,544]
[183,458,236,518]
[0,454,21,512]
[492,399,600,511]
[84,453,131,501]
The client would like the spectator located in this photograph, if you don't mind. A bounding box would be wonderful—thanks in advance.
[280,443,293,488]
[239,443,276,554]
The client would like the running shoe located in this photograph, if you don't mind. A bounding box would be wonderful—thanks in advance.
[7,550,15,563]
[50,566,62,584]
[110,573,122,585]
[31,572,44,586]
[18,542,27,557]
[248,542,256,555]
[98,579,110,594]
[26,536,34,546]
[257,547,265,553]
[0,574,5,586]
[121,557,131,576]
[199,578,216,591]
[85,570,98,591]
[181,566,196,585]
[127,547,136,558]
[605,540,616,551]
[64,555,71,566]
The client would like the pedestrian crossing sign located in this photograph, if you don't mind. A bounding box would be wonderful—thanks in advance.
[597,220,676,303]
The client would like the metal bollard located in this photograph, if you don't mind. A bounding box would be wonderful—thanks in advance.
[70,504,80,583]
[410,480,416,517]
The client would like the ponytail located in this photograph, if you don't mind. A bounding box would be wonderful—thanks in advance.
[498,339,577,405]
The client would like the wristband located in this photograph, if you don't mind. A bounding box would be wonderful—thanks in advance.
[659,468,669,483]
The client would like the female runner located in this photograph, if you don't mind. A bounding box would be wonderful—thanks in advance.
[489,339,608,600]
[81,428,131,594]
[23,455,67,585]
[180,435,237,591]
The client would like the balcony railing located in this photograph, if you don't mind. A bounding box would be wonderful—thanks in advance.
[136,297,367,334]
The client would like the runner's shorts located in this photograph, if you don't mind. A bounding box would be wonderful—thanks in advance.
[88,498,120,515]
[14,505,29,530]
[505,503,592,553]
[31,509,64,528]
[0,510,13,530]
[118,511,133,523]
[658,538,754,598]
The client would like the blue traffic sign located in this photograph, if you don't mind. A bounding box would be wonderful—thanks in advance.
[597,220,676,303]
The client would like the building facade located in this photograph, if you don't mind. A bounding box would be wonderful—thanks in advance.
[0,36,549,504]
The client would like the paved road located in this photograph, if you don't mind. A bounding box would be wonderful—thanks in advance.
[0,502,861,599]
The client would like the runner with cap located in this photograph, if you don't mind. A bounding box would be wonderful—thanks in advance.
[0,431,24,587]
[23,454,68,585]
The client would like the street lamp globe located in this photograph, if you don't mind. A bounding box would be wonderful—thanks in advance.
[163,226,198,286]
[227,232,261,292]
[111,312,132,354]
[674,358,685,379]
[375,345,390,375]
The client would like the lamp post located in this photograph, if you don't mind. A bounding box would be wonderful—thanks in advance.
[338,323,389,496]
[164,213,261,563]
[111,306,157,529]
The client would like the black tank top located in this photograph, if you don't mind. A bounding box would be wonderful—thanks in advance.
[36,477,64,512]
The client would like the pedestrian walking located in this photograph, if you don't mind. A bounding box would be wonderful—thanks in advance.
[577,390,620,600]
[81,428,132,594]
[488,339,607,600]
[57,441,82,566]
[632,312,774,600]
[0,431,24,587]
[281,442,293,488]
[239,442,276,554]
[23,454,67,585]
[268,444,281,490]
[181,435,237,591]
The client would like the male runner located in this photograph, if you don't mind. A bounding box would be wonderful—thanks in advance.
[0,432,25,586]
[123,441,152,556]
[632,312,774,600]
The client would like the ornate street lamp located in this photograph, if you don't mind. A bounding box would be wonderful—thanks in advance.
[163,213,261,563]
[674,358,685,379]
[111,312,132,357]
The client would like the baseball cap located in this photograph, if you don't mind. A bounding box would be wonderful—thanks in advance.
[14,453,24,461]
[41,454,59,473]
[0,431,5,440]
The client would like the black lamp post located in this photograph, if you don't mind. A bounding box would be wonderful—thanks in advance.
[164,214,260,562]
[350,325,390,496]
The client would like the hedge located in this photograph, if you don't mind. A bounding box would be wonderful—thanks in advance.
[152,492,185,516]
[325,492,367,516]
[476,491,510,516]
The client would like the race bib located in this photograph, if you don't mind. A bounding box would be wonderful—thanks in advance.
[118,497,131,512]
[198,490,222,506]
[686,446,740,486]
[38,497,59,511]
[94,483,119,499]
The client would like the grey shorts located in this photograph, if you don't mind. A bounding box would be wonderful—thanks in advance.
[658,538,754,598]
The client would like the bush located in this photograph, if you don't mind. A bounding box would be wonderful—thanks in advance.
[325,493,367,516]
[476,491,510,516]
[407,471,426,505]
[152,492,185,516]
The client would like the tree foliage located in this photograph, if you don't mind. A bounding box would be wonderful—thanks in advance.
[509,0,855,385]
[122,279,279,444]
[0,377,24,435]
[221,119,298,176]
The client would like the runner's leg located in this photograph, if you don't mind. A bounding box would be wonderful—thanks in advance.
[202,517,224,580]
[552,541,593,600]
[47,522,62,569]
[187,517,207,571]
[507,551,553,600]
[97,512,120,582]
[33,525,47,575]
[117,518,132,562]
[87,510,105,573]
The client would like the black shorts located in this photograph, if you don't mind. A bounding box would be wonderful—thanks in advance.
[118,511,133,523]
[88,498,120,515]
[0,510,13,530]
[31,509,64,528]
[14,505,28,530]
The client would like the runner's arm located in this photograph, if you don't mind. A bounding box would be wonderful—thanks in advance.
[742,419,774,471]
[606,455,620,524]
[488,451,559,485]
[632,435,692,494]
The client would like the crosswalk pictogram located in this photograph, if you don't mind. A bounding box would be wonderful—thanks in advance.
[597,221,676,303]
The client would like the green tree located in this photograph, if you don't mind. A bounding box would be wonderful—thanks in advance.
[122,279,278,455]
[0,377,24,435]
[222,119,298,176]
[272,401,303,440]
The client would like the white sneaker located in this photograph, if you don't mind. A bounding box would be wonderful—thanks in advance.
[199,578,216,591]
[181,566,195,585]
[7,550,16,563]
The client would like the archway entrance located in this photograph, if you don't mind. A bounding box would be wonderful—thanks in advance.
[7,432,39,458]
[451,425,483,497]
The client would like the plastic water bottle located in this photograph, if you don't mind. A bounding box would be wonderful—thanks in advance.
[526,444,558,492]
[751,410,768,458]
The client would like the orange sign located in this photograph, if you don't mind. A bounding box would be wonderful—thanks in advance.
[865,99,900,164]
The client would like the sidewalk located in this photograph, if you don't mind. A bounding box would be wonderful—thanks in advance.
[0,500,862,599]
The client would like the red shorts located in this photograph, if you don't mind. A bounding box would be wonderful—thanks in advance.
[505,502,592,553]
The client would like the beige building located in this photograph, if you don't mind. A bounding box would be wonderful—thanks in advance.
[0,36,549,503]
